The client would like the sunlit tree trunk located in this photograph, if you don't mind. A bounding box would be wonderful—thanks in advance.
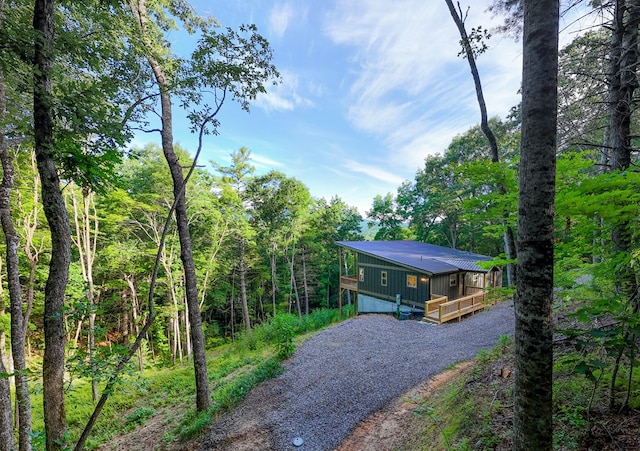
[513,0,559,449]
[239,238,252,330]
[0,329,12,451]
[130,0,210,411]
[289,251,302,318]
[22,152,42,353]
[0,147,33,451]
[270,247,278,315]
[69,187,99,402]
[302,247,310,315]
[125,274,145,371]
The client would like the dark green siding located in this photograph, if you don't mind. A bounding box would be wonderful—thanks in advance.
[357,254,430,307]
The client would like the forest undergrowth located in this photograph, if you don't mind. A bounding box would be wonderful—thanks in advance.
[401,330,640,450]
[26,307,348,450]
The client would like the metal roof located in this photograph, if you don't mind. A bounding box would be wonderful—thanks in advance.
[336,240,493,275]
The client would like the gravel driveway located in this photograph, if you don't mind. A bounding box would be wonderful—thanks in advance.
[199,301,515,451]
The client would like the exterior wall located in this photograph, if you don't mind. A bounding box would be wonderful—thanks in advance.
[357,293,422,314]
[431,273,460,300]
[464,272,486,295]
[357,254,430,308]
[485,268,503,288]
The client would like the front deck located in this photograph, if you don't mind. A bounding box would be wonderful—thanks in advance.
[422,291,492,324]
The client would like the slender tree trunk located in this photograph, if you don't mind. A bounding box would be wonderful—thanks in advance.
[34,1,71,449]
[130,0,210,411]
[445,0,517,285]
[126,275,144,371]
[289,252,302,318]
[513,1,559,449]
[70,188,99,402]
[0,14,31,446]
[184,295,192,359]
[239,238,252,330]
[270,249,278,315]
[302,247,309,315]
[23,152,41,344]
[0,339,12,451]
[0,150,33,451]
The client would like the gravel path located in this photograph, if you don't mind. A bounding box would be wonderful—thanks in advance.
[199,301,515,451]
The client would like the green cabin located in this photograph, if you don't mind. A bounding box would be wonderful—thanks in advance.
[337,240,502,316]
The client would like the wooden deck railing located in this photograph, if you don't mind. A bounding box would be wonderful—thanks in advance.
[340,275,358,291]
[423,291,492,324]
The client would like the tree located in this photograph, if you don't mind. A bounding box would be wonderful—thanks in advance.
[604,0,640,303]
[366,193,405,241]
[32,1,73,449]
[513,0,559,449]
[0,138,32,451]
[129,0,278,410]
[212,147,256,328]
[247,171,311,316]
[445,0,518,285]
[303,196,363,308]
[0,18,18,446]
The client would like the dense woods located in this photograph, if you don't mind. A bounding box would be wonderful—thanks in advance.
[0,0,640,449]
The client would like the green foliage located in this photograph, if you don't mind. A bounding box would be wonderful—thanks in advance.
[366,193,408,241]
[178,357,284,440]
[124,407,156,430]
[273,314,296,359]
[234,309,342,357]
[405,338,515,450]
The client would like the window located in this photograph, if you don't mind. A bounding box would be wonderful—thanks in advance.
[407,274,417,288]
[450,274,457,287]
[381,271,388,286]
[358,268,364,282]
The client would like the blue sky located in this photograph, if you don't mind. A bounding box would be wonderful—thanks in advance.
[133,1,585,215]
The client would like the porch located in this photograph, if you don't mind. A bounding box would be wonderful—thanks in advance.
[422,290,493,324]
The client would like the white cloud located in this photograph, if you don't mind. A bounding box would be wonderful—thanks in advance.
[344,160,406,185]
[269,2,295,38]
[251,152,284,169]
[255,70,315,112]
[324,0,523,174]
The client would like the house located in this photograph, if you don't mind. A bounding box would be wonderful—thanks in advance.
[337,240,502,317]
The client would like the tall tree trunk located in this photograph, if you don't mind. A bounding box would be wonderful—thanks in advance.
[23,152,41,345]
[0,12,31,446]
[270,248,278,315]
[125,275,145,371]
[445,0,517,285]
[70,188,99,402]
[130,0,210,411]
[302,247,309,315]
[34,0,71,448]
[606,0,640,299]
[0,23,13,450]
[239,238,252,330]
[289,252,302,318]
[0,336,12,451]
[604,0,640,409]
[0,147,33,451]
[513,1,559,449]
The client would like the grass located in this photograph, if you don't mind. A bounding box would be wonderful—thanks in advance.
[400,333,640,451]
[26,308,345,450]
[401,336,515,450]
